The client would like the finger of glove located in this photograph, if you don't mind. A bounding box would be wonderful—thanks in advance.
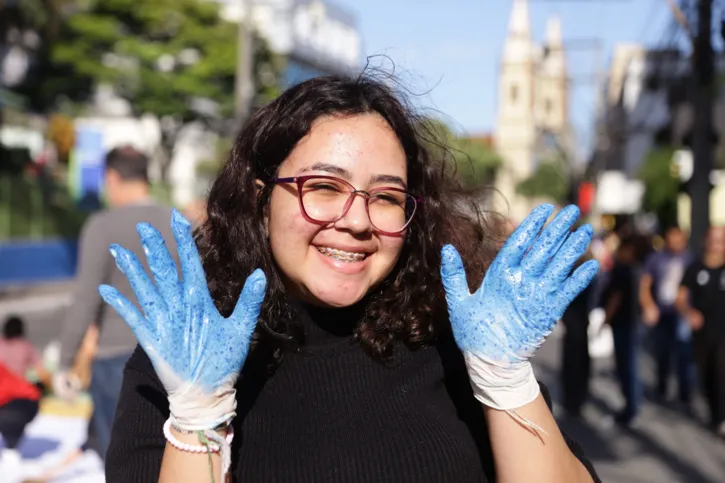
[521,204,580,276]
[544,224,594,288]
[110,244,167,320]
[555,259,599,317]
[497,204,555,267]
[231,269,267,344]
[99,284,155,350]
[171,209,211,304]
[137,222,183,317]
[440,245,471,301]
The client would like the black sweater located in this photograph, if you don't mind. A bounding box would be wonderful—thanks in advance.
[106,305,600,482]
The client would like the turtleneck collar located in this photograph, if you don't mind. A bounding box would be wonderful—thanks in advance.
[292,300,367,348]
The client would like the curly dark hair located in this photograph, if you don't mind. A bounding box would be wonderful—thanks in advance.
[196,71,503,372]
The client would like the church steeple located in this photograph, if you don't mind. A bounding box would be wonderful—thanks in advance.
[538,14,568,133]
[545,15,562,48]
[503,0,533,62]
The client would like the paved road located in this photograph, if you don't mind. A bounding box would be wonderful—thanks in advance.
[2,286,725,482]
[534,328,725,483]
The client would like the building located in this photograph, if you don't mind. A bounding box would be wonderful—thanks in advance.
[493,0,571,223]
[216,0,362,87]
[591,44,725,226]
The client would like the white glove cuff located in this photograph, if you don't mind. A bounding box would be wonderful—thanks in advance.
[168,383,237,431]
[463,352,540,410]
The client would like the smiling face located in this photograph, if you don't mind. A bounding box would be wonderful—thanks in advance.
[265,113,409,308]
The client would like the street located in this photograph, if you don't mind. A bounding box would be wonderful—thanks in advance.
[534,327,725,483]
[1,288,725,482]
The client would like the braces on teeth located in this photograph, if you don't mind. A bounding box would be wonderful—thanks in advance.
[317,247,366,262]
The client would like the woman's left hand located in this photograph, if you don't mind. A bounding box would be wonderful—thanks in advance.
[440,204,598,410]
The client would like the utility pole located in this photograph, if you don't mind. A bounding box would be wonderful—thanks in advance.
[234,0,255,131]
[690,0,714,252]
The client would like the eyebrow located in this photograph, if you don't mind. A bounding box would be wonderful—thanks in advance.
[297,162,408,189]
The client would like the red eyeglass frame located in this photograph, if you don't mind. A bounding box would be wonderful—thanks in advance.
[270,175,423,236]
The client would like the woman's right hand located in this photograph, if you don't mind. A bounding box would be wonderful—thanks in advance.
[99,209,267,431]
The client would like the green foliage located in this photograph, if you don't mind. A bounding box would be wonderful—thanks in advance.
[419,119,501,188]
[10,0,282,120]
[516,157,569,204]
[0,173,89,241]
[50,0,237,118]
[638,146,679,229]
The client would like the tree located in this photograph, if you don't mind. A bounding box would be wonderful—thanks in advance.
[8,0,283,179]
[639,146,679,229]
[419,119,501,188]
[516,155,570,204]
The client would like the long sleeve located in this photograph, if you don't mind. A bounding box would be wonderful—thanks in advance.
[106,345,168,483]
[59,214,112,369]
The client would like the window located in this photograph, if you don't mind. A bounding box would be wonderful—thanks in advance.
[510,84,518,102]
[545,98,553,114]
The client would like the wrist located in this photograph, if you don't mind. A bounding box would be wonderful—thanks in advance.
[168,384,237,431]
[463,353,540,410]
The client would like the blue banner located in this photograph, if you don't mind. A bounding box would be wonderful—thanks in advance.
[73,127,105,203]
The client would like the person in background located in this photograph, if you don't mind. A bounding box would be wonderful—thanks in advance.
[56,145,179,461]
[640,226,694,407]
[603,237,642,426]
[35,323,100,482]
[0,361,41,476]
[677,226,725,439]
[560,252,596,419]
[0,315,51,388]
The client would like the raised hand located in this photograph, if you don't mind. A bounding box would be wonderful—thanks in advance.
[99,209,266,430]
[440,204,598,410]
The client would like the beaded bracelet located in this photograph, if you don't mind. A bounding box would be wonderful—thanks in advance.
[163,419,233,453]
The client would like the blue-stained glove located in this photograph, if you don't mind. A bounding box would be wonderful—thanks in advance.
[441,204,598,410]
[99,209,267,431]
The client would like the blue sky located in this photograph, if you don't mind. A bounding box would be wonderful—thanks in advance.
[333,0,676,153]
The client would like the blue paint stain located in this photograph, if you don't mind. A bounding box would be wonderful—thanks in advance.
[99,209,267,393]
[441,204,599,364]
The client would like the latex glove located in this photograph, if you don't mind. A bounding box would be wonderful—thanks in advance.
[441,204,598,411]
[99,209,267,431]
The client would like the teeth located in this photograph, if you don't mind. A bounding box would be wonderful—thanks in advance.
[317,247,366,262]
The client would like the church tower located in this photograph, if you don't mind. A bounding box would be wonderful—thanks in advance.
[493,2,571,222]
[536,16,568,135]
[493,0,538,222]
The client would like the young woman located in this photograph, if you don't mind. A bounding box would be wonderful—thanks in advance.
[101,74,600,483]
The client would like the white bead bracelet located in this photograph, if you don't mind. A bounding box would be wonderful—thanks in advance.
[163,418,233,453]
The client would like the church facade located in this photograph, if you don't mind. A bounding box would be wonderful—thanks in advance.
[493,0,571,222]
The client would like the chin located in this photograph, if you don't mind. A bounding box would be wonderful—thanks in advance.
[302,282,370,309]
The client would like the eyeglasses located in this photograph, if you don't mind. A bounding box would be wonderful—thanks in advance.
[270,175,422,235]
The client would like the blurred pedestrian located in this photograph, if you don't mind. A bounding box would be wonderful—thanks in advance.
[603,237,642,425]
[0,315,51,389]
[560,253,596,418]
[56,145,179,461]
[639,226,694,408]
[35,323,99,482]
[677,226,725,439]
[0,361,41,476]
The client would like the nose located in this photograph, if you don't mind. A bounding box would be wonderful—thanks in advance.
[334,192,372,233]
